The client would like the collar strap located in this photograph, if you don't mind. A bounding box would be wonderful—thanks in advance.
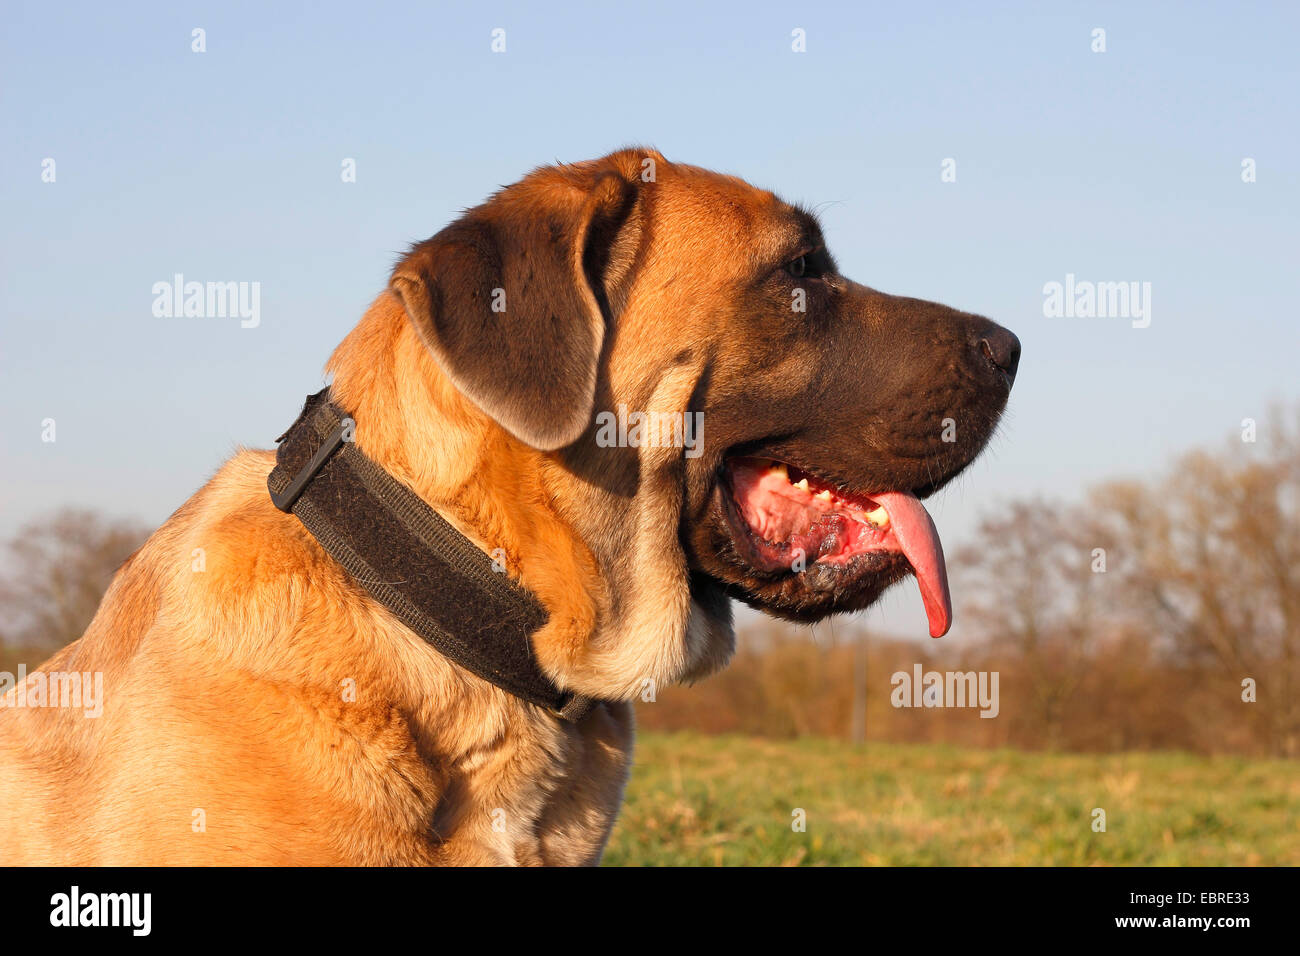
[267,389,596,722]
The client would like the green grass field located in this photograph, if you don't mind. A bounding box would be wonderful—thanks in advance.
[603,733,1300,866]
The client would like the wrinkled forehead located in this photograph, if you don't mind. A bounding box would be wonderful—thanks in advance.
[649,163,822,267]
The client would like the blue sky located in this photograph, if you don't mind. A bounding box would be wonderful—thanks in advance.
[2,0,1297,641]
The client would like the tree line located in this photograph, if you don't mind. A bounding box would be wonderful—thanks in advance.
[2,406,1295,756]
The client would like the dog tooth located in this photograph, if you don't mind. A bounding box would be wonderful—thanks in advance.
[771,462,788,480]
[794,478,809,491]
[865,506,889,527]
[815,489,833,501]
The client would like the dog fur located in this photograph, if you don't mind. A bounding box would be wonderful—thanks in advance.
[0,149,1016,865]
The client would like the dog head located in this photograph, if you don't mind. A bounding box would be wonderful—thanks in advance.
[385,148,1018,697]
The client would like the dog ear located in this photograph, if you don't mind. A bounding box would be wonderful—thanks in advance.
[390,169,639,451]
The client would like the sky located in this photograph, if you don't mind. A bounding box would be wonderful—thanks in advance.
[2,0,1297,642]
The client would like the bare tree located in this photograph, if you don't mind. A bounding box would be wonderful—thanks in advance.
[955,499,1104,748]
[1091,407,1300,755]
[0,509,151,652]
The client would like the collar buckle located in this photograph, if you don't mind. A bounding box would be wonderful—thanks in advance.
[270,421,347,513]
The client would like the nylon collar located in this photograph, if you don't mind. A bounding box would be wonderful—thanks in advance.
[267,389,596,722]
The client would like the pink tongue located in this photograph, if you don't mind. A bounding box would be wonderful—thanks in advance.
[872,492,952,638]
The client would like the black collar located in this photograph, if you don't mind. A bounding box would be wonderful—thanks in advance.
[267,389,595,722]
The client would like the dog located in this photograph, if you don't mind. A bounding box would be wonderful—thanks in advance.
[0,148,1018,865]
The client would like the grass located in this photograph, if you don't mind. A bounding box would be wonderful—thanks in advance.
[603,732,1300,866]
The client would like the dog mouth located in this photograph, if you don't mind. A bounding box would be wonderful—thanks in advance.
[717,456,952,637]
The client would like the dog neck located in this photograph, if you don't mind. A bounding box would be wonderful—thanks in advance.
[323,294,614,694]
[323,293,734,702]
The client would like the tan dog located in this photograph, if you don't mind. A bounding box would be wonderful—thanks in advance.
[0,149,1018,865]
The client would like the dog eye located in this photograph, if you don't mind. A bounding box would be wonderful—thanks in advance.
[784,252,828,280]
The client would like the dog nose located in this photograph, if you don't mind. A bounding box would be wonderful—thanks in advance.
[977,325,1020,386]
